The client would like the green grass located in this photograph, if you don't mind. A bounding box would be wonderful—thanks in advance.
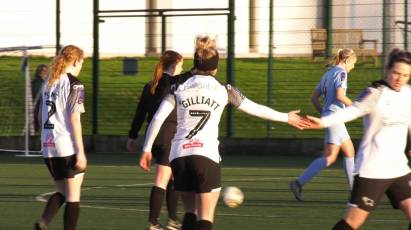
[0,153,408,229]
[0,56,382,138]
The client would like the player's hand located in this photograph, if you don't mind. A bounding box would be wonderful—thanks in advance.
[75,152,87,171]
[126,138,138,153]
[287,110,310,130]
[305,115,325,129]
[139,151,152,172]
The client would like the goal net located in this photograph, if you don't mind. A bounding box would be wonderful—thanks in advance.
[0,46,53,156]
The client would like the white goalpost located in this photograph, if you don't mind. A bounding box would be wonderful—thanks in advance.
[0,46,52,157]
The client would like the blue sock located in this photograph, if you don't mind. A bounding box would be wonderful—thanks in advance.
[297,157,328,186]
[343,157,355,190]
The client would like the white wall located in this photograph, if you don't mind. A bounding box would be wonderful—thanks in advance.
[0,0,409,57]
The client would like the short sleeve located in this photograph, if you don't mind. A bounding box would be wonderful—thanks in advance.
[226,84,245,107]
[67,83,85,113]
[351,87,381,115]
[334,71,348,89]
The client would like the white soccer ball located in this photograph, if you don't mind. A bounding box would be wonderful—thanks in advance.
[222,186,244,208]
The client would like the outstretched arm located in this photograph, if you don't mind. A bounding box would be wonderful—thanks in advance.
[226,84,308,129]
[306,87,381,129]
[140,94,175,171]
[237,98,308,130]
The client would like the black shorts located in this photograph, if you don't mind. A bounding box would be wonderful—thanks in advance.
[170,155,221,193]
[152,145,171,166]
[349,173,411,212]
[152,122,175,166]
[44,155,85,181]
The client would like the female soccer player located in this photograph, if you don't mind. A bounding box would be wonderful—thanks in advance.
[127,50,185,230]
[34,45,86,230]
[306,48,411,230]
[139,35,308,230]
[290,48,357,201]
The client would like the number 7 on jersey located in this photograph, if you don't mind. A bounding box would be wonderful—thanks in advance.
[185,110,211,139]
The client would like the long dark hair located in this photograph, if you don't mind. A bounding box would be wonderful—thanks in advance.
[149,50,182,95]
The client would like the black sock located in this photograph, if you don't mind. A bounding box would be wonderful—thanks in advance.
[41,192,65,225]
[332,219,355,230]
[409,222,411,230]
[182,212,197,230]
[197,220,212,230]
[166,180,179,221]
[149,186,166,224]
[64,202,80,230]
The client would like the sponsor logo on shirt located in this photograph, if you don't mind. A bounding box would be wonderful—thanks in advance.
[182,139,204,149]
[362,196,375,207]
[73,85,84,104]
[43,132,55,148]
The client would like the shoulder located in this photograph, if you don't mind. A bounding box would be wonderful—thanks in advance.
[331,68,347,81]
[355,84,383,103]
[67,73,83,88]
[170,71,196,92]
[225,84,245,107]
[174,70,194,85]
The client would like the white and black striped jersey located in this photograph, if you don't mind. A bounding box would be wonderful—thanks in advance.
[143,74,289,163]
[321,80,411,179]
[41,73,85,158]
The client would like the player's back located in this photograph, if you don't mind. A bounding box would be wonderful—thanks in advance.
[170,75,228,163]
[316,66,347,114]
[41,73,85,158]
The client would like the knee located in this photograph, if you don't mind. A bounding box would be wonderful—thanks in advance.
[155,171,172,189]
[345,215,366,229]
[324,156,337,165]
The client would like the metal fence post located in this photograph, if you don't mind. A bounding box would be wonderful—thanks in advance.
[92,0,99,135]
[56,0,60,55]
[227,0,235,137]
[326,0,333,58]
[267,0,273,137]
[405,0,408,50]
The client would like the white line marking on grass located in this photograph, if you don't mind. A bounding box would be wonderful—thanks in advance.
[35,183,153,202]
[35,183,405,222]
[225,177,282,182]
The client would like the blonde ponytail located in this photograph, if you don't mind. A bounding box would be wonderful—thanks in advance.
[326,48,356,68]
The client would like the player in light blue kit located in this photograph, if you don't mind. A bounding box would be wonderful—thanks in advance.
[290,48,357,201]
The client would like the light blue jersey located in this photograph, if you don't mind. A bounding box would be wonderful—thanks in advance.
[315,66,348,115]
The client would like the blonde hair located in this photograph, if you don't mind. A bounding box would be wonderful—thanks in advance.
[327,48,356,68]
[48,45,84,88]
[193,35,219,75]
[195,35,217,59]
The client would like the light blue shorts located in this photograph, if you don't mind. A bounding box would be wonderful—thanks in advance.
[324,122,350,146]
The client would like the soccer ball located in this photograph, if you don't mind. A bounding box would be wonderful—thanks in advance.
[222,186,244,208]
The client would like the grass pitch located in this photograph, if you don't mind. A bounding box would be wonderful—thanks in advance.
[0,152,407,229]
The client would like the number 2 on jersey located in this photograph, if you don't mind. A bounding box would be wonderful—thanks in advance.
[185,110,211,139]
[43,100,56,129]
